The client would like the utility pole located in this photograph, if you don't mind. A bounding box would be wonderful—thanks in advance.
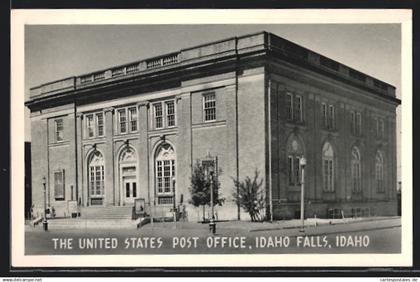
[42,176,48,231]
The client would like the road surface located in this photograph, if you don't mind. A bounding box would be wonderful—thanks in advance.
[25,217,401,255]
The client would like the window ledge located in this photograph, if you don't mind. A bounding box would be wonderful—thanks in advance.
[192,120,226,129]
[49,141,70,147]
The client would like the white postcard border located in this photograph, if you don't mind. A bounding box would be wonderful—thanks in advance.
[11,9,413,267]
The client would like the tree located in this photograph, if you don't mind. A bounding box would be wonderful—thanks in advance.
[232,169,265,222]
[189,160,224,221]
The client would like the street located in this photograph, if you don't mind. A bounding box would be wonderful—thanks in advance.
[25,217,401,255]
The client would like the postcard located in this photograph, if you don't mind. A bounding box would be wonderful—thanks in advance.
[11,9,412,267]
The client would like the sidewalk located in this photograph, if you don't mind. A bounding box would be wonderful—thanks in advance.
[141,216,400,235]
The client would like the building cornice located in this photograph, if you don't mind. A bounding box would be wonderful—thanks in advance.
[26,31,399,111]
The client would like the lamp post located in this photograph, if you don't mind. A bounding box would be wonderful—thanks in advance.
[299,157,306,232]
[42,176,48,231]
[203,154,217,234]
[209,171,216,234]
[172,177,177,226]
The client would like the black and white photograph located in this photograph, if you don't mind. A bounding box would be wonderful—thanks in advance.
[11,9,412,267]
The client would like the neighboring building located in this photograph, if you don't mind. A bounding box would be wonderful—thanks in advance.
[25,31,400,221]
[25,141,32,219]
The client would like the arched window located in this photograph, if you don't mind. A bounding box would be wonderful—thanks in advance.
[119,147,138,205]
[155,143,175,205]
[375,151,384,192]
[351,147,361,192]
[88,151,105,205]
[286,136,304,186]
[322,142,335,192]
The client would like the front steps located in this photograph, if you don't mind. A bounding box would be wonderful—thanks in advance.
[43,218,140,230]
[37,206,139,230]
[80,206,133,220]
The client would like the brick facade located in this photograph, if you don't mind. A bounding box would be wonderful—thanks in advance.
[26,31,400,221]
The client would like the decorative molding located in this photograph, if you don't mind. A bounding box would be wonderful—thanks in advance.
[104,107,114,113]
[137,101,149,108]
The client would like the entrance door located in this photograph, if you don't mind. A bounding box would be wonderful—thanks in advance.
[123,176,137,205]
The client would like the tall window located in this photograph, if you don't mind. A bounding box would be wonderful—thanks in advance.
[375,151,384,192]
[351,147,361,192]
[55,119,64,142]
[351,110,362,136]
[380,119,385,138]
[153,100,176,129]
[85,112,104,138]
[128,107,138,132]
[116,107,138,134]
[287,136,304,186]
[166,101,176,127]
[294,95,302,121]
[328,105,335,129]
[54,169,65,200]
[285,92,303,122]
[118,109,127,134]
[322,142,334,192]
[286,93,293,120]
[203,93,216,122]
[376,117,385,139]
[96,113,104,137]
[322,103,328,128]
[154,103,163,129]
[322,103,335,130]
[356,112,362,135]
[86,115,95,138]
[88,151,105,202]
[155,143,176,205]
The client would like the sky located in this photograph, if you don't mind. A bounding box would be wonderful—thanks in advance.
[24,24,402,179]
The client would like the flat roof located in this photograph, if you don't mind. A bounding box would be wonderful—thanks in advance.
[28,31,396,101]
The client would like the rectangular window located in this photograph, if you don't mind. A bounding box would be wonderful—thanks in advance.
[96,113,104,137]
[286,93,293,121]
[163,160,171,193]
[156,161,163,193]
[118,109,127,134]
[166,101,176,127]
[350,111,356,135]
[204,93,216,122]
[328,160,334,191]
[375,118,379,138]
[322,103,328,128]
[380,119,385,138]
[154,103,163,129]
[294,95,302,122]
[328,105,335,129]
[352,163,361,192]
[128,107,138,132]
[86,115,95,138]
[54,170,65,200]
[356,112,362,136]
[55,119,64,142]
[323,160,329,191]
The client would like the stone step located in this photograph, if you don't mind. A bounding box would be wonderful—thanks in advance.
[80,206,133,220]
[46,218,140,229]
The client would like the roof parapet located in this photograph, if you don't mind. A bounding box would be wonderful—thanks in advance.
[29,31,396,100]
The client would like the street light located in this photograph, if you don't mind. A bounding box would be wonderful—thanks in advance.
[172,177,177,226]
[299,157,306,232]
[202,154,217,235]
[209,171,216,235]
[42,176,48,231]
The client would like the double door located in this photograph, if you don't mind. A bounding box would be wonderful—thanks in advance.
[123,176,137,205]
